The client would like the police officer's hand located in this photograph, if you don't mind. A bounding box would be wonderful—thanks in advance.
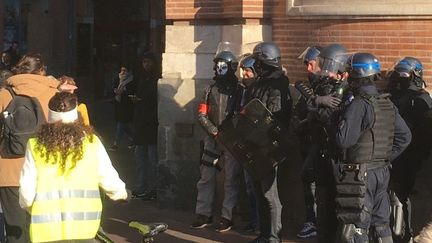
[314,95,341,109]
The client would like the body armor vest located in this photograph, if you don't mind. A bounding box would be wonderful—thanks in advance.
[346,94,395,164]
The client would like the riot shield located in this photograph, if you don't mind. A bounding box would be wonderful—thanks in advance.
[217,98,289,180]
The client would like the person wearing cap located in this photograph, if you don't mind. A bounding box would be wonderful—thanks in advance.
[19,92,128,243]
[387,57,432,243]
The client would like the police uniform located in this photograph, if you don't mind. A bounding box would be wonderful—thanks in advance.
[335,85,411,242]
[307,78,341,243]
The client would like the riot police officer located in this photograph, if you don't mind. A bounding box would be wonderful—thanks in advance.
[335,53,411,243]
[244,41,292,243]
[192,49,242,232]
[387,57,432,243]
[299,45,322,88]
[303,43,349,243]
[295,45,323,238]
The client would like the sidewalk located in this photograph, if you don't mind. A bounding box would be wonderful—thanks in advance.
[101,199,315,243]
[88,98,316,243]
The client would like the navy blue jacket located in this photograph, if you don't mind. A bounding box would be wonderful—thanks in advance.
[336,85,411,162]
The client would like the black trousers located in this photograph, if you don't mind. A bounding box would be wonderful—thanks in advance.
[0,187,29,243]
[316,184,338,243]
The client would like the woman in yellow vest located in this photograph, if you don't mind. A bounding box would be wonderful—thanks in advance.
[18,92,128,243]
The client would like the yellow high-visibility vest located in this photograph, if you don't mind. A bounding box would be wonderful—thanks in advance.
[27,135,102,242]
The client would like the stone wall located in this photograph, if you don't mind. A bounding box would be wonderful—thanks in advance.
[158,22,271,210]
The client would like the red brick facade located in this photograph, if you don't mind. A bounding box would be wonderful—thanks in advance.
[166,0,432,86]
[166,0,270,20]
[272,1,432,86]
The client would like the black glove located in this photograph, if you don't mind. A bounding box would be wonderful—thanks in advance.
[313,95,341,109]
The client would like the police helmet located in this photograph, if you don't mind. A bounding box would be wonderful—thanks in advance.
[392,57,423,79]
[239,54,257,75]
[346,52,381,79]
[252,42,281,68]
[213,51,238,76]
[317,44,348,76]
[299,46,322,64]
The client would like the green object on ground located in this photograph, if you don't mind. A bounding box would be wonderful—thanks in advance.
[129,221,151,235]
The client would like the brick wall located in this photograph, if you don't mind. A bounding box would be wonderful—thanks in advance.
[166,0,223,20]
[166,0,271,20]
[272,0,432,86]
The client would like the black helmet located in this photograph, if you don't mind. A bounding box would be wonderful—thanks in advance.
[317,44,348,76]
[388,57,425,89]
[214,51,237,64]
[299,46,322,64]
[239,54,257,87]
[346,52,381,79]
[213,51,238,76]
[392,57,423,79]
[252,42,281,68]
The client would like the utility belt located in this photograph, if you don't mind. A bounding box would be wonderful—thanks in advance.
[199,145,222,171]
[333,161,389,224]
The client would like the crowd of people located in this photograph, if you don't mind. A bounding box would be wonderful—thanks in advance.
[191,41,432,243]
[0,39,431,243]
[0,48,166,242]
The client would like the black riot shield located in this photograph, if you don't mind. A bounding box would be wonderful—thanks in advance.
[217,98,289,180]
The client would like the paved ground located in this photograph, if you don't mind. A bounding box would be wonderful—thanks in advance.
[88,97,316,243]
[84,92,432,243]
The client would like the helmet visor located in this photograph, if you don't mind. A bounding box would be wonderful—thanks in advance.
[298,46,321,64]
[216,41,241,57]
[317,53,348,77]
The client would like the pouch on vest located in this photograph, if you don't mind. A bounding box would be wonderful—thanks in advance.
[0,87,45,158]
[333,163,368,224]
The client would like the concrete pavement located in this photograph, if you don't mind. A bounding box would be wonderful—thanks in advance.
[88,97,316,243]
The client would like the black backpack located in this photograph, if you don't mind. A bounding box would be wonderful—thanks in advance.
[0,87,45,158]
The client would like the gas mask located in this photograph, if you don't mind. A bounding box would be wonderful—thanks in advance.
[215,61,229,76]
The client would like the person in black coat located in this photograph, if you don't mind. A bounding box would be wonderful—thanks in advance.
[244,42,292,243]
[109,64,135,151]
[130,53,159,200]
